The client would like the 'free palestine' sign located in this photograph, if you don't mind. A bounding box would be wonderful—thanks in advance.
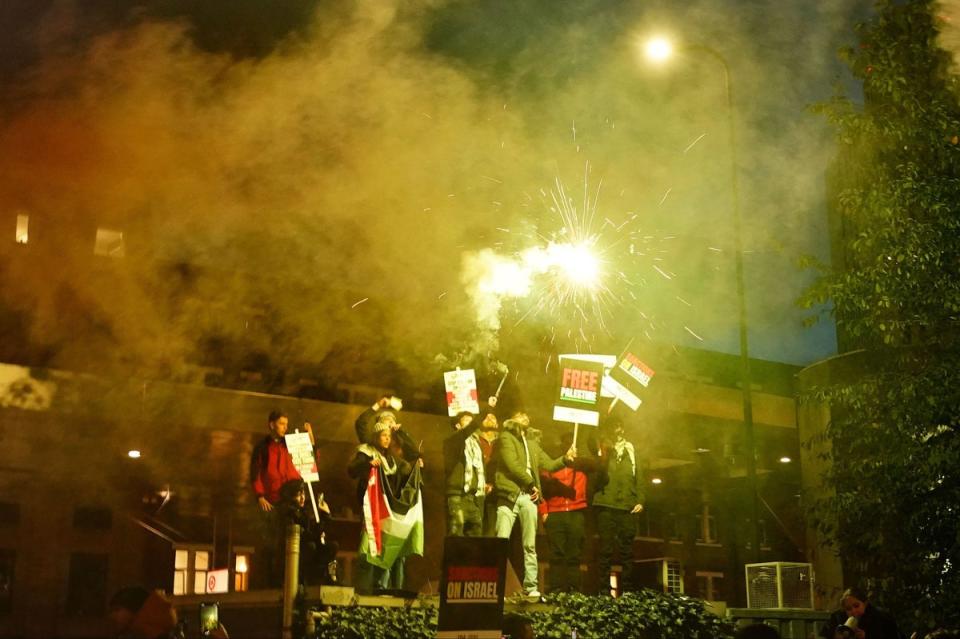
[552,357,604,426]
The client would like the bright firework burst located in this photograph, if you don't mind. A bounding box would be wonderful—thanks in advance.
[469,161,684,351]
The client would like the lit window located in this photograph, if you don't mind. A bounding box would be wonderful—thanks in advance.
[93,228,125,257]
[15,214,28,244]
[172,546,213,595]
[193,550,209,594]
[234,553,249,592]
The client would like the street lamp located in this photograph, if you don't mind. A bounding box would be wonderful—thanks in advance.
[642,36,762,561]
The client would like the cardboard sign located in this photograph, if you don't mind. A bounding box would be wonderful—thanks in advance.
[559,353,617,398]
[607,353,656,411]
[206,568,229,594]
[284,432,319,482]
[444,369,480,417]
[552,357,604,426]
[437,536,509,639]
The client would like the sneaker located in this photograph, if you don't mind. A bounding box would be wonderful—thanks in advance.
[525,590,541,600]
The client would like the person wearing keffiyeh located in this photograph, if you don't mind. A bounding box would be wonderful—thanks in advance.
[443,411,496,537]
[591,418,646,595]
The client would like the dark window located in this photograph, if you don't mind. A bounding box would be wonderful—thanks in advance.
[73,507,112,530]
[65,553,108,616]
[0,503,19,526]
[0,549,13,613]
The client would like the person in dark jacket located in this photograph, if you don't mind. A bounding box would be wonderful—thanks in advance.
[277,479,339,586]
[249,410,302,588]
[444,411,497,537]
[347,421,421,592]
[820,587,904,639]
[493,413,573,598]
[591,419,645,594]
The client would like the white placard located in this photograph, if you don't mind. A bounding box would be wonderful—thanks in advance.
[284,432,319,482]
[444,369,480,416]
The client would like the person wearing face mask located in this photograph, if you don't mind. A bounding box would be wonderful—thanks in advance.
[591,418,646,595]
[820,587,905,639]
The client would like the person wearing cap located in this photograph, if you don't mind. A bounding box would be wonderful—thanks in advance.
[444,411,496,537]
[347,417,422,592]
[355,395,401,444]
[493,412,574,599]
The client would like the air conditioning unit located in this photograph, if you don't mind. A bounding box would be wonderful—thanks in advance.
[745,562,814,609]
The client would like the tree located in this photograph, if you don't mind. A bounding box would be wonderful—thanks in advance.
[800,0,960,631]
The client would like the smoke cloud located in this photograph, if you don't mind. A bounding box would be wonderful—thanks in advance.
[0,0,872,391]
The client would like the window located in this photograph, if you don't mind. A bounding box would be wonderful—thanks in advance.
[0,550,13,613]
[172,546,213,595]
[667,513,683,541]
[636,507,663,539]
[173,549,188,595]
[94,228,125,257]
[696,571,725,601]
[193,550,209,595]
[0,503,20,527]
[696,504,719,544]
[665,560,683,594]
[15,214,28,244]
[73,506,112,531]
[65,553,108,615]
[744,519,770,550]
[234,552,250,592]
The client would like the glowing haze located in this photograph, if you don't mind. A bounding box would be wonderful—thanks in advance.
[0,0,861,388]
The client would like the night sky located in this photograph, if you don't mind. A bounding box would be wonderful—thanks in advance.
[0,0,876,393]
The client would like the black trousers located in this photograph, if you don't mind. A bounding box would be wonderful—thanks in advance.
[544,509,586,592]
[595,506,636,594]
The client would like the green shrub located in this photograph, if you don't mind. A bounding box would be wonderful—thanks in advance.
[528,591,735,639]
[309,591,733,639]
[311,602,436,639]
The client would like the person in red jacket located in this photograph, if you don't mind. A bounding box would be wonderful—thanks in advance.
[538,431,598,593]
[249,410,303,587]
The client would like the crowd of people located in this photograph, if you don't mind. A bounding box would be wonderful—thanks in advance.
[239,399,958,639]
[247,395,648,599]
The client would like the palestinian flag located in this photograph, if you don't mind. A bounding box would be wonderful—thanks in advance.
[359,462,424,569]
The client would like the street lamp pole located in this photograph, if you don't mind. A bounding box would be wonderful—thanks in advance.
[649,40,761,561]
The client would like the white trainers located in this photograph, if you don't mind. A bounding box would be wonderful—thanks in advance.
[525,590,541,599]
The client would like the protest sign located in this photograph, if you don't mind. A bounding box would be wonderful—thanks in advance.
[559,353,616,398]
[552,357,604,426]
[284,431,321,522]
[437,536,509,639]
[606,353,656,411]
[284,432,318,482]
[444,369,480,416]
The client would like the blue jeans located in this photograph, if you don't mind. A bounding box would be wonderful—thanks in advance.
[495,493,539,593]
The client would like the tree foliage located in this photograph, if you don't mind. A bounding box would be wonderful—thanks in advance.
[801,0,960,632]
